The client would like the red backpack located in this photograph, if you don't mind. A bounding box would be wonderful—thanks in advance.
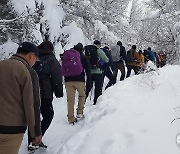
[61,49,83,77]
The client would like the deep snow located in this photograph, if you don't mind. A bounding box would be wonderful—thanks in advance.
[19,65,180,154]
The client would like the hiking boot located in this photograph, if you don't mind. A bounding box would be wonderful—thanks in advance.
[38,142,48,150]
[76,114,85,119]
[28,142,39,151]
[69,118,77,125]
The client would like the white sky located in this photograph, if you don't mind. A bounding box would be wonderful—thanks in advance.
[19,64,180,154]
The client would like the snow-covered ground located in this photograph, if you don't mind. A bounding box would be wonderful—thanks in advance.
[19,65,180,154]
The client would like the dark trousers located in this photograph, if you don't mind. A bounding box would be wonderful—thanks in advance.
[28,98,54,144]
[103,67,115,90]
[86,74,103,105]
[126,65,140,78]
[113,62,125,82]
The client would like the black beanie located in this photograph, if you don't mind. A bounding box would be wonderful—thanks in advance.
[38,41,54,52]
[74,43,84,52]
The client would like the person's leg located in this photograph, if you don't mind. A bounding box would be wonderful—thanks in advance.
[133,66,140,75]
[28,129,32,145]
[113,63,118,83]
[126,65,132,78]
[65,82,76,123]
[104,68,115,90]
[75,82,86,115]
[41,98,54,136]
[93,74,103,105]
[118,62,126,81]
[85,74,93,99]
[0,133,24,154]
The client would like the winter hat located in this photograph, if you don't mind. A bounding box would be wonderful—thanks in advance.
[117,41,122,46]
[17,42,39,57]
[147,47,151,50]
[104,46,109,50]
[132,45,136,49]
[74,43,84,52]
[94,40,101,46]
[38,41,54,52]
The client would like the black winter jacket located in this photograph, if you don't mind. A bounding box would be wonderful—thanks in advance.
[36,50,63,99]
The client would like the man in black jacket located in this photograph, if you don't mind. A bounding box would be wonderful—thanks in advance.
[30,41,63,149]
[101,46,115,90]
[64,43,91,124]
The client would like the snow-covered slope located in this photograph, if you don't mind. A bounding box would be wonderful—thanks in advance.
[19,65,180,154]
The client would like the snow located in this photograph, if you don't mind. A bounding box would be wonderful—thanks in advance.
[62,21,87,50]
[19,65,180,154]
[0,38,18,59]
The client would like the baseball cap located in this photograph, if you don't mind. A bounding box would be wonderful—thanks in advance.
[17,42,39,57]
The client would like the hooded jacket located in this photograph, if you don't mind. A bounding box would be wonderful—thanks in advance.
[36,41,63,99]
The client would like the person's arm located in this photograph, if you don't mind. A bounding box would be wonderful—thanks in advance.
[83,55,92,91]
[50,58,63,98]
[121,46,127,61]
[98,48,109,63]
[29,68,42,139]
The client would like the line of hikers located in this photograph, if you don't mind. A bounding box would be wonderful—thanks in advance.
[0,40,166,154]
[60,40,166,124]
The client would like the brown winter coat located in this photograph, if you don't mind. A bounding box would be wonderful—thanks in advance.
[0,55,37,138]
[126,49,144,67]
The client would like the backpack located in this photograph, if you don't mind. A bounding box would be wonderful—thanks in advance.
[110,45,121,62]
[61,49,83,77]
[85,45,100,69]
[125,50,135,63]
[33,56,52,82]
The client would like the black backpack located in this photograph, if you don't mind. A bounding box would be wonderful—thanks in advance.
[85,45,99,69]
[33,56,53,82]
[125,50,135,63]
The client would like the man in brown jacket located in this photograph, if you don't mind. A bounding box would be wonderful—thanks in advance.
[0,42,42,154]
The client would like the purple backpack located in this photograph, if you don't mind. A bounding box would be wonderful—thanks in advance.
[61,49,83,77]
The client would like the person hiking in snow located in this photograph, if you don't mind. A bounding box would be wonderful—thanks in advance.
[126,45,140,78]
[0,42,42,154]
[29,41,63,150]
[63,43,91,125]
[147,47,156,64]
[110,41,126,82]
[85,40,109,105]
[137,50,145,72]
[143,49,149,64]
[101,46,116,90]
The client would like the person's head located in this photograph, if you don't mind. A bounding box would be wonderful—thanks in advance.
[38,40,54,53]
[139,50,142,54]
[117,41,122,46]
[74,43,84,53]
[94,40,101,48]
[132,45,136,50]
[103,46,110,52]
[147,47,151,51]
[16,42,39,67]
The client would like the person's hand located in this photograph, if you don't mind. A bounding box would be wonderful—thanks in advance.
[32,135,42,145]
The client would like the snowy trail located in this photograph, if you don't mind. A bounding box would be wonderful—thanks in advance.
[19,95,92,154]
